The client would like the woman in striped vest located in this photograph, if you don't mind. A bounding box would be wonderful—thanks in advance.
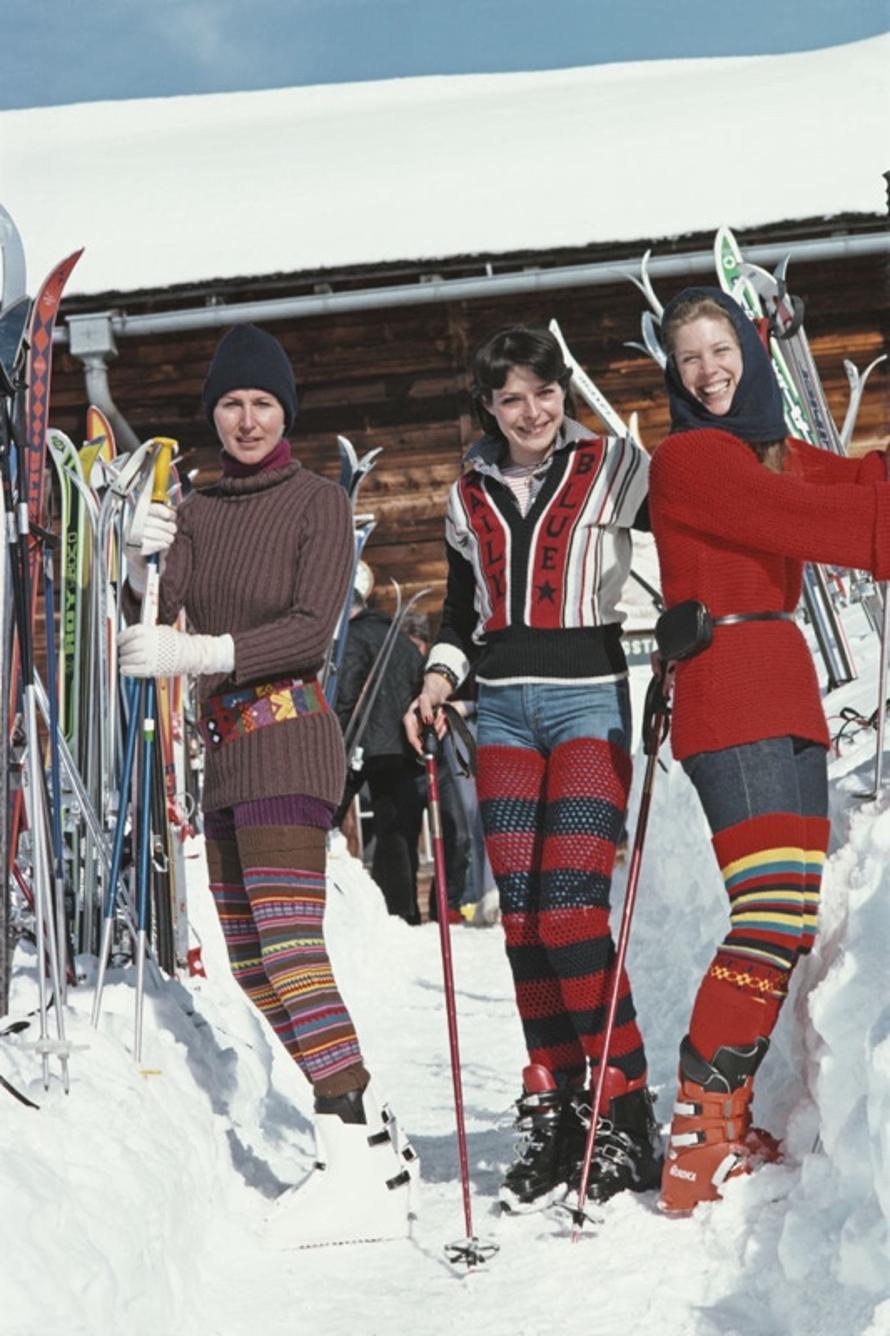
[405,324,661,1215]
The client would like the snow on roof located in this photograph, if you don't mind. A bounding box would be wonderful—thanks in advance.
[1,36,887,298]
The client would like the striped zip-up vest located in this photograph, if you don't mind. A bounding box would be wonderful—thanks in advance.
[436,428,649,684]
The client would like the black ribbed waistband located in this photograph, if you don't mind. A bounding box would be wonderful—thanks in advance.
[475,624,627,682]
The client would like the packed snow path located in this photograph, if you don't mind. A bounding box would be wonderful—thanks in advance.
[3,634,890,1336]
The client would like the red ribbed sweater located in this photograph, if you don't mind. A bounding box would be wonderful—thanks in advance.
[649,429,890,760]
[158,461,352,811]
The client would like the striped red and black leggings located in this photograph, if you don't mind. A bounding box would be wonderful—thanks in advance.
[476,680,647,1088]
[203,794,368,1098]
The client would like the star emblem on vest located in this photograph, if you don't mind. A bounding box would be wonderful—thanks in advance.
[535,580,557,603]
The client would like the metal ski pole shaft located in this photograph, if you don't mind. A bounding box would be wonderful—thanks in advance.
[12,494,71,1089]
[343,583,432,763]
[91,675,144,1026]
[134,676,155,1062]
[39,531,73,999]
[571,665,672,1240]
[873,584,890,794]
[133,438,177,1062]
[421,723,497,1270]
[342,578,403,756]
[856,582,890,801]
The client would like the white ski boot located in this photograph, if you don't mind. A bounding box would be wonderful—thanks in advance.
[267,1082,416,1248]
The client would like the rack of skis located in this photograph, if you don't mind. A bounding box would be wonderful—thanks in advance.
[1,199,887,1092]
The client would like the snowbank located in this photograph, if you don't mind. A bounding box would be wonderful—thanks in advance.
[0,36,886,297]
[2,617,890,1335]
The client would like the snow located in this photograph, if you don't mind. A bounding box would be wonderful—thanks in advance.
[0,36,887,298]
[3,605,890,1335]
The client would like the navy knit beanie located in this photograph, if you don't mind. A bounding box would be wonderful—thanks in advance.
[203,324,298,433]
[663,286,786,445]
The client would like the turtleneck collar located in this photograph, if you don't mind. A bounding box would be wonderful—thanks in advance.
[220,437,292,478]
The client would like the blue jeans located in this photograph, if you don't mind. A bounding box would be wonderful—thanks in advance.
[682,735,828,835]
[477,679,631,754]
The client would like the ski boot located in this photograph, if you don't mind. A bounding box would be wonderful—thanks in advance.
[499,1064,580,1213]
[567,1067,663,1208]
[268,1081,413,1247]
[660,1035,779,1216]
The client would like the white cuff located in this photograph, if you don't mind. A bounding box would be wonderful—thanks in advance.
[425,641,469,688]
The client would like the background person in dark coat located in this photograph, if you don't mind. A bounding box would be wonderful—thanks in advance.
[336,587,428,923]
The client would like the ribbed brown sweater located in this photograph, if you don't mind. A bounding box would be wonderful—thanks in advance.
[157,460,352,811]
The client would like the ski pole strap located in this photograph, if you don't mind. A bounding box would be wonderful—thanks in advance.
[440,702,477,779]
[198,676,328,749]
[642,664,672,756]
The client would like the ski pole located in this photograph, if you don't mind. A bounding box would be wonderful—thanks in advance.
[343,584,432,765]
[421,722,497,1270]
[39,527,75,997]
[856,581,890,801]
[133,438,177,1062]
[571,662,673,1239]
[2,426,71,1090]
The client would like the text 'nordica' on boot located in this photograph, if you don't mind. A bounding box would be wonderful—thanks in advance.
[660,1035,781,1215]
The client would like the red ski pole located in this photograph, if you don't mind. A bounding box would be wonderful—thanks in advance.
[571,663,673,1239]
[421,723,497,1269]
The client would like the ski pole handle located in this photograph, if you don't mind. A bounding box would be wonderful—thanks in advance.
[151,436,178,506]
[140,438,178,628]
[421,722,439,758]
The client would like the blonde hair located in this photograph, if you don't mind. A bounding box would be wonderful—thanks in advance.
[664,295,787,474]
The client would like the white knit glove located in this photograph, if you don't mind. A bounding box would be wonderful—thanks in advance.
[118,624,235,678]
[125,503,178,595]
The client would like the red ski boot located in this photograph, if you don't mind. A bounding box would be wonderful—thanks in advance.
[660,1035,778,1215]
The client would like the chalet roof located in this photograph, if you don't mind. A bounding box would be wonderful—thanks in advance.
[1,36,886,299]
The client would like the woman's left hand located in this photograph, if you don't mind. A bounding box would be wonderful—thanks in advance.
[119,624,235,678]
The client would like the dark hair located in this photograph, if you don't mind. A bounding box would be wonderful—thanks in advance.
[471,325,575,439]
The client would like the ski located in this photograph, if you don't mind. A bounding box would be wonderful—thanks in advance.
[548,319,630,438]
[841,353,888,453]
[342,582,432,769]
[714,226,856,689]
[0,204,27,310]
[322,436,383,707]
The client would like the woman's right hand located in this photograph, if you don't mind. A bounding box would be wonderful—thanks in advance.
[403,672,453,754]
[126,500,177,558]
[125,501,178,593]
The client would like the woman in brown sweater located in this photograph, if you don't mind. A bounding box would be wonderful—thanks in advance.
[119,324,415,1247]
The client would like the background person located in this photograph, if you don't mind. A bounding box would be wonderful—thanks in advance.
[335,580,428,923]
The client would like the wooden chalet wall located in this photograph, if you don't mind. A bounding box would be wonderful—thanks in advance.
[48,219,889,626]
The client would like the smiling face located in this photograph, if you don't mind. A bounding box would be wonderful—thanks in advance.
[212,388,286,465]
[671,314,743,418]
[485,365,566,466]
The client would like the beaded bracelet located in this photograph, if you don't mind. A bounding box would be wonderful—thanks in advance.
[425,663,459,690]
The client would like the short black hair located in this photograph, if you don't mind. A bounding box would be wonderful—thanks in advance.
[470,325,574,440]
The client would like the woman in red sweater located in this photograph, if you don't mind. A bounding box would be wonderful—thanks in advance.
[649,286,890,1214]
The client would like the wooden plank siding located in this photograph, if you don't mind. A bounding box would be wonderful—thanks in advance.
[44,224,889,631]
